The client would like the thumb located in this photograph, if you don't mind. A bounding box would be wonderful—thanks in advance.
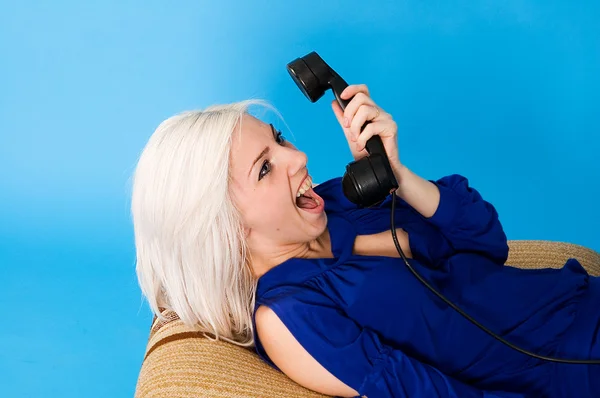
[331,100,346,128]
[332,100,365,161]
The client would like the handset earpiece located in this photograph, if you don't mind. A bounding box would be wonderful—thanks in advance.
[286,51,398,207]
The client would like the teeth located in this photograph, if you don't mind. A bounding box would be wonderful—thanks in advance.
[296,175,313,197]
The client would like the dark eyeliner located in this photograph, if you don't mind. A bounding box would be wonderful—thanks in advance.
[270,124,285,145]
[257,125,285,181]
[275,130,285,144]
[258,159,271,181]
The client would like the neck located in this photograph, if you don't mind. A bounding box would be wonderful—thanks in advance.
[249,229,333,278]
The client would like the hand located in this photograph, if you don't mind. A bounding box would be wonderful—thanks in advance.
[331,84,401,172]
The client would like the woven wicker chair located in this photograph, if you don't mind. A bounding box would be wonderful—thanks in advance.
[134,240,600,398]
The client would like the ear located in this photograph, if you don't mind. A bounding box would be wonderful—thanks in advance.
[243,225,251,239]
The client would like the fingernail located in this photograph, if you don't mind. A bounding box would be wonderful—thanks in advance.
[344,117,349,127]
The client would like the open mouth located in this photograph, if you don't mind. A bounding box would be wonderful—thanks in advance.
[295,175,324,213]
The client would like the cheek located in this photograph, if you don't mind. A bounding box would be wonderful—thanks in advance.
[263,192,293,215]
[239,190,283,225]
[255,192,297,224]
[239,177,297,227]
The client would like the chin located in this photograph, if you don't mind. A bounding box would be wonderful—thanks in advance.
[312,212,328,235]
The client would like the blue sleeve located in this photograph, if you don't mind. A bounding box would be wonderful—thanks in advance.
[425,174,509,264]
[322,174,509,265]
[262,293,524,398]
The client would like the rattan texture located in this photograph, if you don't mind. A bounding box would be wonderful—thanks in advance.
[135,240,600,397]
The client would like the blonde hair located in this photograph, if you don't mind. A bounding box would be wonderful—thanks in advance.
[131,100,277,346]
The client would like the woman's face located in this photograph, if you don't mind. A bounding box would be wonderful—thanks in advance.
[229,115,327,257]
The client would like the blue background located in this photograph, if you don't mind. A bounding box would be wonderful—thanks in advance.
[1,1,598,397]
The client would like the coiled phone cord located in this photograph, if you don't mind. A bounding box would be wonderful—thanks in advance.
[389,191,600,364]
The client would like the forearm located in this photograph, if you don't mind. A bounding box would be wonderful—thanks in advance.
[392,164,440,219]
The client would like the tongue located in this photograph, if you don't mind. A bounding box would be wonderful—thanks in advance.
[297,194,318,209]
[295,186,324,211]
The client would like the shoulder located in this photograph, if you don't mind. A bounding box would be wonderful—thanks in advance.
[313,176,359,214]
[255,304,359,397]
[314,176,400,236]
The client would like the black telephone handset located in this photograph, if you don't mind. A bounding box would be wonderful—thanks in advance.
[285,51,600,365]
[286,51,398,208]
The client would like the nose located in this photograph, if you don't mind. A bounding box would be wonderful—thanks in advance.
[283,145,308,178]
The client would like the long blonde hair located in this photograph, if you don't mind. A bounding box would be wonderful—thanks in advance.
[131,100,276,346]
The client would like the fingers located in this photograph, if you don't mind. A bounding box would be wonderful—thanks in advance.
[333,99,380,144]
[354,119,398,151]
[342,92,375,129]
[332,99,353,137]
[355,120,387,152]
[331,99,346,127]
[340,84,370,99]
[349,104,380,141]
[332,84,396,152]
[332,99,359,152]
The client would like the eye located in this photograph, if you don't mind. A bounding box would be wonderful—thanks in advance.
[258,159,271,181]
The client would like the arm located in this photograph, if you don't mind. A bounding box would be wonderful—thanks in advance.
[419,172,509,264]
[393,164,441,218]
[390,165,509,264]
[329,84,507,264]
[255,300,524,398]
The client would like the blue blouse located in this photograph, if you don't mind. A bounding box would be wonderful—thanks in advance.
[253,174,598,398]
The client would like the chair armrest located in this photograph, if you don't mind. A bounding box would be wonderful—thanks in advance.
[135,314,329,398]
[507,240,600,276]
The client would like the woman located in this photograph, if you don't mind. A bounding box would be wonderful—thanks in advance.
[131,84,599,398]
